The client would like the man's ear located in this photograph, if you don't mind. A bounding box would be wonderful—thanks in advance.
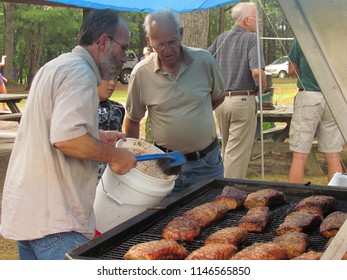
[145,35,151,45]
[96,34,109,51]
[179,27,184,39]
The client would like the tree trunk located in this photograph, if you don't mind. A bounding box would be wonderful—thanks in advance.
[180,10,209,49]
[26,23,44,89]
[3,3,15,83]
[219,7,225,34]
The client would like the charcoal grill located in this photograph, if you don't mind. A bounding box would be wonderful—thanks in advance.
[65,178,347,260]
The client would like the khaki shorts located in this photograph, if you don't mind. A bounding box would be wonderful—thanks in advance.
[289,90,344,153]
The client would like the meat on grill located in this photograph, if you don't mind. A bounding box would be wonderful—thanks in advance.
[185,243,238,260]
[123,239,188,260]
[291,250,323,260]
[214,186,248,210]
[204,226,248,247]
[238,206,270,233]
[273,231,309,259]
[276,211,322,235]
[294,195,336,217]
[162,216,201,242]
[319,211,347,238]
[183,202,229,228]
[243,188,287,209]
[231,242,287,260]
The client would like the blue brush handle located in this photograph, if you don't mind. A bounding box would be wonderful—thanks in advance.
[136,154,168,161]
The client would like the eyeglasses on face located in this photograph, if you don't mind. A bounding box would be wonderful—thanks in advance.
[108,36,129,54]
[150,37,181,51]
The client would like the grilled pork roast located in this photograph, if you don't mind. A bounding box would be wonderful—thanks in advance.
[238,206,270,233]
[183,202,229,228]
[162,216,201,242]
[185,243,238,260]
[231,242,287,260]
[243,188,287,209]
[273,231,309,259]
[204,226,248,247]
[292,250,323,260]
[214,186,248,210]
[294,195,336,217]
[276,211,322,235]
[319,211,347,238]
[124,239,188,260]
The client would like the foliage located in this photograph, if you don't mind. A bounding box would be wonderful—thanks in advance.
[0,1,296,86]
[208,4,235,46]
[121,12,147,59]
[12,5,82,58]
[208,0,294,64]
[10,5,82,83]
[262,0,294,64]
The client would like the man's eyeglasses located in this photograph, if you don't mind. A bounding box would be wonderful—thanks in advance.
[108,36,129,54]
[150,37,181,51]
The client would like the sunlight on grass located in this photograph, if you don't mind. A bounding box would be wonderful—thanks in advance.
[16,78,298,108]
[271,77,298,105]
[247,174,329,186]
[110,90,127,103]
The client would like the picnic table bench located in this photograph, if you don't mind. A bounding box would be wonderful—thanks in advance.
[0,93,28,122]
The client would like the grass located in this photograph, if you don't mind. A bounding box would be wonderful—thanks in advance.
[109,77,299,105]
[13,78,297,108]
[271,77,298,105]
[110,88,127,103]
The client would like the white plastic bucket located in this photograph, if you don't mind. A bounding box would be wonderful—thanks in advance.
[94,138,177,233]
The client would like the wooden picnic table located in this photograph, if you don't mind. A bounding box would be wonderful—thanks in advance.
[254,104,323,175]
[257,104,293,142]
[0,93,28,122]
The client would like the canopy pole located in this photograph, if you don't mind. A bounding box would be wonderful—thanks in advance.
[255,0,265,180]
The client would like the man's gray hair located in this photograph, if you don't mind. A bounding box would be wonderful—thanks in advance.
[77,9,121,46]
[232,2,256,23]
[143,8,181,37]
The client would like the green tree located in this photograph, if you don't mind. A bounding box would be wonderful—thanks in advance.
[13,5,82,86]
[262,0,294,64]
[0,1,294,87]
[1,3,81,86]
[122,12,147,59]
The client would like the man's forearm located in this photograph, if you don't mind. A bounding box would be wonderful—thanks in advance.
[54,133,119,163]
[125,117,140,138]
[212,95,225,110]
[252,68,267,93]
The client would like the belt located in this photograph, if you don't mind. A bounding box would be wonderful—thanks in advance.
[155,137,218,161]
[225,90,257,97]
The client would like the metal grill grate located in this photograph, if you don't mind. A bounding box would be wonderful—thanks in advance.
[66,179,347,260]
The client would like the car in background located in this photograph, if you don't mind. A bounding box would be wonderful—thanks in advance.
[118,50,138,84]
[265,56,289,78]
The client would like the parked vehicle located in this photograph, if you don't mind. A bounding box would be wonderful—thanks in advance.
[118,51,138,84]
[265,56,289,78]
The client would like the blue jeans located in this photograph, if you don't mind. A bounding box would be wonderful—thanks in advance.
[173,145,224,192]
[17,231,90,260]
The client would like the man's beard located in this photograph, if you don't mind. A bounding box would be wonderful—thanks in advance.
[99,50,121,81]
